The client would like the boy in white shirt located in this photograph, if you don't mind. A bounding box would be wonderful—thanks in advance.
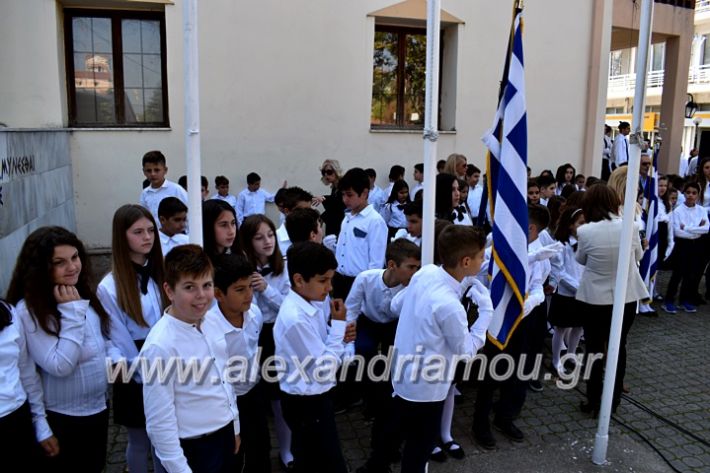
[537,174,556,207]
[274,242,356,473]
[140,150,188,226]
[211,175,239,209]
[393,201,423,246]
[360,226,491,473]
[158,197,189,257]
[236,172,286,225]
[366,168,385,213]
[345,239,421,420]
[411,163,424,199]
[663,182,710,313]
[275,186,314,255]
[333,168,388,299]
[466,164,484,219]
[141,245,240,473]
[209,253,271,472]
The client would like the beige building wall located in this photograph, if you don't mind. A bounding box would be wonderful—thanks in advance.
[2,0,598,248]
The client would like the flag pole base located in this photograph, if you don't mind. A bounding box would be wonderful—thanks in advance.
[592,433,608,465]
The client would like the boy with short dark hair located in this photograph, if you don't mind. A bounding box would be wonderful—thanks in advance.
[274,242,355,473]
[178,175,209,200]
[212,175,238,208]
[361,226,491,473]
[275,186,315,254]
[158,197,189,256]
[208,253,271,472]
[333,168,388,299]
[384,165,405,199]
[537,174,556,206]
[466,164,484,219]
[236,172,286,225]
[345,239,421,422]
[140,150,188,225]
[285,208,324,245]
[394,200,423,246]
[141,245,240,473]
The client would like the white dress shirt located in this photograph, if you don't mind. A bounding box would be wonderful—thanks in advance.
[380,202,408,229]
[672,204,710,240]
[211,193,238,209]
[159,231,189,257]
[141,310,240,473]
[254,263,291,324]
[0,306,52,441]
[17,299,118,417]
[335,205,388,277]
[393,228,421,246]
[525,238,549,315]
[467,184,484,218]
[391,265,489,402]
[345,269,405,324]
[140,179,188,227]
[97,272,163,369]
[411,182,424,199]
[207,303,263,396]
[368,186,386,213]
[550,238,584,297]
[276,223,291,256]
[611,134,629,166]
[236,188,275,224]
[273,290,346,395]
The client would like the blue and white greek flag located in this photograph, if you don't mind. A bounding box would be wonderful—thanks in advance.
[639,144,660,297]
[482,9,528,350]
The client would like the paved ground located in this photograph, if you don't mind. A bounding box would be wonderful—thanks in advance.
[104,270,710,472]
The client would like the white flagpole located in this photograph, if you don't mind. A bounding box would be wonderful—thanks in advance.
[421,0,441,265]
[592,0,654,464]
[184,0,203,245]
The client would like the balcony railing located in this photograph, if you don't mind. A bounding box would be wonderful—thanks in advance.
[608,64,710,94]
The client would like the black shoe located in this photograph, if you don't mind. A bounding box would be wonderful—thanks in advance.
[472,423,497,450]
[356,461,391,473]
[579,401,599,417]
[430,447,447,463]
[387,448,402,463]
[493,418,524,442]
[443,440,465,460]
[528,380,543,392]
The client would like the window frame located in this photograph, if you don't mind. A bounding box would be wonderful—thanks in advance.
[63,8,169,128]
[370,24,442,130]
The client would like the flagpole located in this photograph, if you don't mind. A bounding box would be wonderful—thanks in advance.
[592,0,654,464]
[421,0,441,265]
[184,0,203,245]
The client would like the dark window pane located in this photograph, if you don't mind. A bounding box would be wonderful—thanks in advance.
[122,19,142,53]
[91,18,112,53]
[73,47,116,124]
[404,33,426,127]
[141,20,161,54]
[124,88,144,122]
[144,88,164,123]
[143,54,162,88]
[72,17,92,52]
[123,53,143,88]
[372,32,398,125]
[371,94,397,125]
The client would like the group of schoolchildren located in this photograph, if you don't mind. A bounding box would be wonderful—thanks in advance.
[1,146,707,473]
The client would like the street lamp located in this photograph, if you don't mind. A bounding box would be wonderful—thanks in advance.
[694,115,703,150]
[686,93,698,119]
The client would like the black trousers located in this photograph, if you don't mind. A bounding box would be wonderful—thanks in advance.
[666,237,704,304]
[473,318,528,428]
[581,301,636,410]
[179,421,237,473]
[235,385,272,473]
[523,304,548,377]
[41,408,109,472]
[0,401,42,469]
[355,315,397,416]
[280,391,347,473]
[369,395,444,473]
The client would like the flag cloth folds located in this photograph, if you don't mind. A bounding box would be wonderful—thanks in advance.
[639,144,660,297]
[482,7,528,350]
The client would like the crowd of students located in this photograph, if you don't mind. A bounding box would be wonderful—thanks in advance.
[1,145,708,473]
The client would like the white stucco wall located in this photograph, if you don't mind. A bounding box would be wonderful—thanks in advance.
[2,0,596,248]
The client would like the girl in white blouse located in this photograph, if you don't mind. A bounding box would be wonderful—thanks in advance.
[96,205,167,473]
[7,226,120,472]
[0,300,58,467]
[240,214,294,470]
[549,207,586,376]
[380,179,411,239]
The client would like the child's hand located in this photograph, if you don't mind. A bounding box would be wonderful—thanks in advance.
[312,195,326,206]
[250,273,267,292]
[234,434,241,454]
[330,298,346,321]
[344,322,356,343]
[53,285,81,304]
[40,435,59,457]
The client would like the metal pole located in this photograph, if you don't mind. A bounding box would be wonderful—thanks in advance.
[420,0,441,266]
[183,0,203,245]
[592,0,653,465]
[695,122,700,149]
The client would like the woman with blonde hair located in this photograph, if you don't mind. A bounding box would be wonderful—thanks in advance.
[313,159,346,235]
[443,153,467,179]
